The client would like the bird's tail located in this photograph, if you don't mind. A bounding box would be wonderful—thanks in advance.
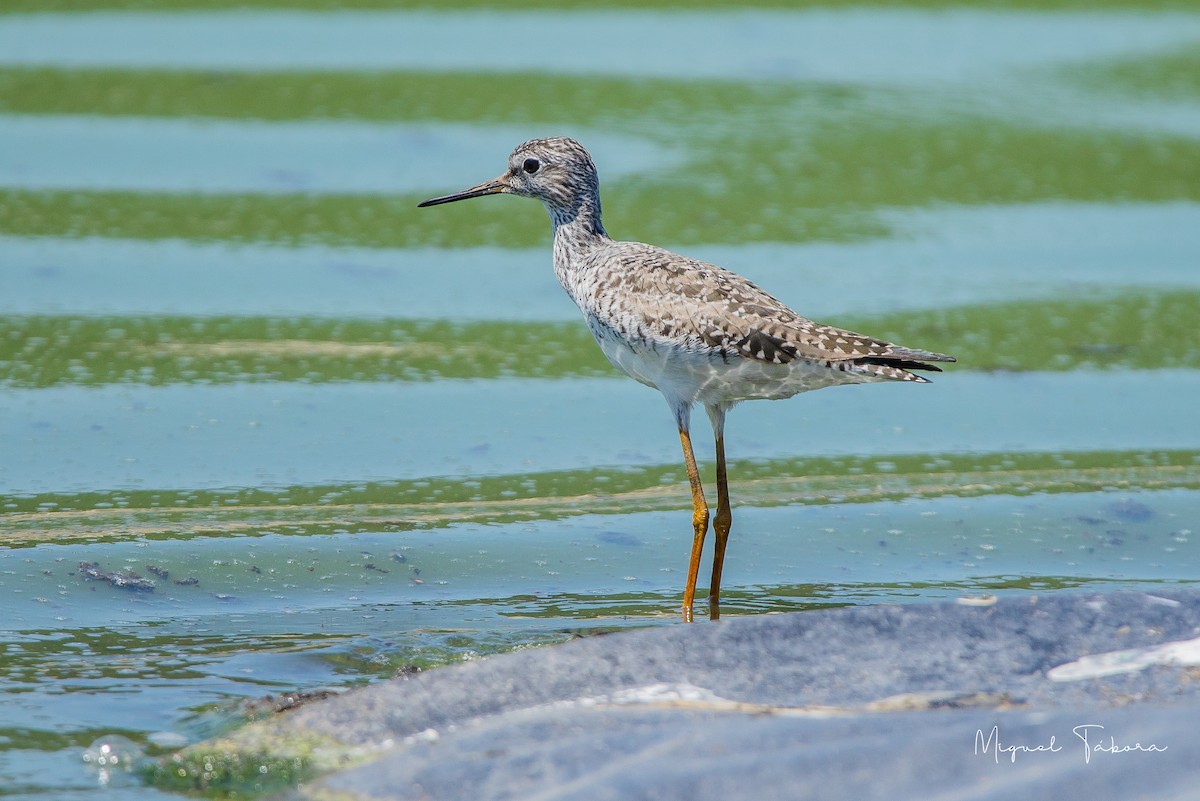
[849,348,956,383]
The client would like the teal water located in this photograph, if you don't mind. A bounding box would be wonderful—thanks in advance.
[2,3,1200,798]
[3,371,1200,494]
[0,116,676,194]
[6,203,1200,319]
[2,9,1198,82]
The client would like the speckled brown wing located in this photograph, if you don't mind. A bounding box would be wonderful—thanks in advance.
[589,242,955,378]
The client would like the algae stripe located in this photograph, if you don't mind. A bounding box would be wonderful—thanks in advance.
[3,295,1200,388]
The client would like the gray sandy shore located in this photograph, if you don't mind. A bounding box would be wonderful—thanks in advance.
[161,590,1200,799]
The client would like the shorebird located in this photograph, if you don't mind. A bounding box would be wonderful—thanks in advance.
[419,137,954,622]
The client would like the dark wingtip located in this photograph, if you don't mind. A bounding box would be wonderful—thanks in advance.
[857,357,946,374]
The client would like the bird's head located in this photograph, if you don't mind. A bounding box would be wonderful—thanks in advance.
[418,137,599,220]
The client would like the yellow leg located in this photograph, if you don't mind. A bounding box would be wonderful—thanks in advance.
[678,426,709,623]
[709,428,731,621]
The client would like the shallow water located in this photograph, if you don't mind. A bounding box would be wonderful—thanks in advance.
[0,115,677,195]
[6,202,1200,319]
[2,9,1199,83]
[2,2,1199,799]
[3,371,1200,494]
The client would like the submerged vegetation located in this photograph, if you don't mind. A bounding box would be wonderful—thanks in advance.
[3,292,1198,388]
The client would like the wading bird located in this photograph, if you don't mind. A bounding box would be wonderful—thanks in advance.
[419,137,954,621]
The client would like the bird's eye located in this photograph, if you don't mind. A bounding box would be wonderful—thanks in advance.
[522,158,541,174]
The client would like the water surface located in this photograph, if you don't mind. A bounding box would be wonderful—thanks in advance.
[2,2,1199,799]
[1,9,1198,84]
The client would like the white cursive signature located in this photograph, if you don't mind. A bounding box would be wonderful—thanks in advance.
[1072,724,1168,764]
[975,724,1167,765]
[975,725,1061,763]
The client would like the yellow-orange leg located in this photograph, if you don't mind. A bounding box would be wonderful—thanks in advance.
[678,426,709,623]
[708,428,732,620]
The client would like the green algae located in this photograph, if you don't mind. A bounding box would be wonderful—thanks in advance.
[3,66,1199,247]
[4,449,1197,546]
[2,292,1197,389]
[1065,45,1200,101]
[143,725,357,796]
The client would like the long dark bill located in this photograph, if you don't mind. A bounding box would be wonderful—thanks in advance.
[417,178,508,208]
